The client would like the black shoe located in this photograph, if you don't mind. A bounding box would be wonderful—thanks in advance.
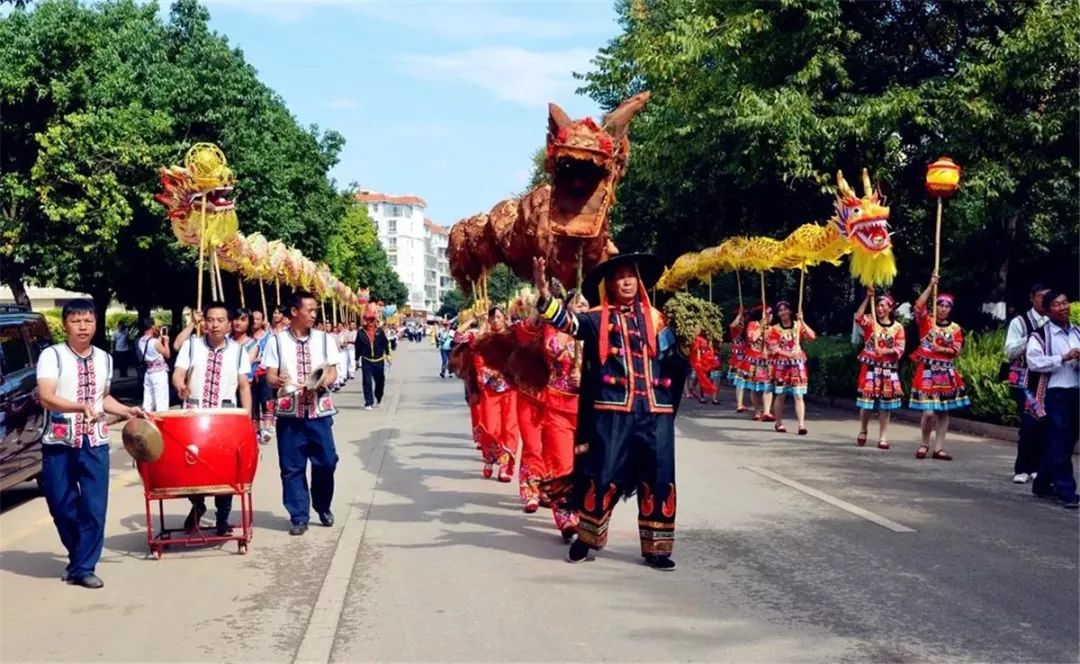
[560,528,576,545]
[643,554,677,571]
[184,503,207,530]
[1064,497,1079,510]
[69,573,105,589]
[567,538,590,564]
[215,520,233,536]
[289,523,308,536]
[318,511,334,527]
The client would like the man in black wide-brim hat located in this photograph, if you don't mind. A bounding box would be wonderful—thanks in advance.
[533,253,688,571]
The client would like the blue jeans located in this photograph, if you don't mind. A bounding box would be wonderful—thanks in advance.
[1033,388,1079,502]
[439,349,451,374]
[276,417,337,525]
[41,439,110,579]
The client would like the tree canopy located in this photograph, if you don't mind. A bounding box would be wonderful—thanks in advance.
[0,0,405,326]
[577,0,1079,332]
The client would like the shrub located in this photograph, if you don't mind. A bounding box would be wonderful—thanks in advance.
[663,293,724,354]
[40,308,65,343]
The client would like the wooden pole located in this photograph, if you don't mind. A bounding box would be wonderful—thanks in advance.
[932,196,943,319]
[275,278,281,308]
[736,270,743,308]
[208,252,219,302]
[576,242,584,291]
[797,266,806,316]
[259,279,267,316]
[332,298,338,326]
[708,273,713,303]
[759,270,767,353]
[214,254,225,304]
[238,274,246,308]
[320,299,327,323]
[196,196,208,310]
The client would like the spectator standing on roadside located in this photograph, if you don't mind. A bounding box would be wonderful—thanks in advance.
[1025,289,1080,510]
[1003,284,1050,483]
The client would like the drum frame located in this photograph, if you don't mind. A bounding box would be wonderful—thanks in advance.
[136,408,257,558]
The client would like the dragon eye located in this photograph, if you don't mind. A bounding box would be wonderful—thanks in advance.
[851,207,862,216]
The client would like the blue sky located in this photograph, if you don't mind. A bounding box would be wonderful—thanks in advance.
[200,0,622,226]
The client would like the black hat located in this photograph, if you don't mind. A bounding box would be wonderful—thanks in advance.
[581,253,665,304]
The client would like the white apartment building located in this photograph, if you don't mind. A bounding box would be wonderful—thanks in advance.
[356,190,451,313]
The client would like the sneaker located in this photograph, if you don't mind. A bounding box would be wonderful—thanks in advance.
[69,573,105,589]
[364,406,373,411]
[318,511,334,527]
[1064,497,1080,510]
[289,523,308,536]
[567,538,590,564]
[1013,473,1030,484]
[643,554,676,571]
[258,429,273,446]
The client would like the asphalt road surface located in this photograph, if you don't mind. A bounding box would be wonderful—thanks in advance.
[1,342,1076,663]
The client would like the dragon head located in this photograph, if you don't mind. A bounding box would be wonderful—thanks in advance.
[545,92,650,238]
[834,169,891,253]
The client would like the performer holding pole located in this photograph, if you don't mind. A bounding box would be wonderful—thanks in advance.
[853,288,905,449]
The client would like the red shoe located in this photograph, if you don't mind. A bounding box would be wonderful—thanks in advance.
[797,427,808,436]
[482,463,493,479]
[762,413,777,423]
[774,423,787,433]
[915,445,929,459]
[498,464,513,483]
[856,432,867,447]
[877,440,890,450]
[932,449,952,461]
[735,406,747,413]
[752,412,762,421]
[524,499,539,513]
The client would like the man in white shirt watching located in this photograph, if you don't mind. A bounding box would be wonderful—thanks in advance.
[36,299,144,589]
[1003,284,1050,483]
[1026,288,1080,509]
[173,300,253,534]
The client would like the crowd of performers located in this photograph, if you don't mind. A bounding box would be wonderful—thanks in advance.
[33,291,402,588]
[708,271,971,459]
[447,254,688,570]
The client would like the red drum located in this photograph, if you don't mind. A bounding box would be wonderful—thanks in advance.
[138,408,258,497]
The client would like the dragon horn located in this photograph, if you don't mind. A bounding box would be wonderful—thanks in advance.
[861,168,873,198]
[836,170,857,199]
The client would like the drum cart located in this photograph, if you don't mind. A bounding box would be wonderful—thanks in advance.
[135,409,259,559]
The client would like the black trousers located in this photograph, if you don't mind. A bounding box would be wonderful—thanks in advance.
[1013,389,1044,475]
[575,400,675,557]
[361,359,386,407]
[1033,388,1079,502]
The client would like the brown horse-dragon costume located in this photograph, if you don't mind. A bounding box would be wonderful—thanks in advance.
[448,92,650,295]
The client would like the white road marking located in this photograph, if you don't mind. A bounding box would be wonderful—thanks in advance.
[292,386,398,664]
[744,465,916,533]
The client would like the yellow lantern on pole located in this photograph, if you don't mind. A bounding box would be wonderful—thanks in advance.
[925,156,962,316]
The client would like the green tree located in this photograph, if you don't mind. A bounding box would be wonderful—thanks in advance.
[578,0,1079,333]
[437,287,467,318]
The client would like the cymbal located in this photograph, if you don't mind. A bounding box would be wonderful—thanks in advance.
[304,364,330,391]
[121,417,164,463]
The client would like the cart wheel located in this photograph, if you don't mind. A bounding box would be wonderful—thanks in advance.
[238,543,248,555]
[151,549,162,560]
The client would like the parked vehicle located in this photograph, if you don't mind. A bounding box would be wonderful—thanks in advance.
[0,305,53,492]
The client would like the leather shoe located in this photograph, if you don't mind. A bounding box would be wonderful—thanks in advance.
[567,538,590,564]
[318,511,335,527]
[643,555,676,571]
[289,523,308,536]
[69,573,105,589]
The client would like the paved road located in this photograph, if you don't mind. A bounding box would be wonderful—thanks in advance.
[1,343,1076,663]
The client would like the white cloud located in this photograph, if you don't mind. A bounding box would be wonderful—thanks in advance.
[328,97,362,109]
[398,47,595,108]
[350,3,611,41]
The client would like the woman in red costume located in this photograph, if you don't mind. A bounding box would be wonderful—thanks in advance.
[909,273,970,460]
[727,306,749,413]
[766,301,816,434]
[474,306,518,481]
[450,312,483,453]
[689,326,719,404]
[743,305,775,421]
[853,288,905,449]
[539,289,589,542]
[510,295,547,512]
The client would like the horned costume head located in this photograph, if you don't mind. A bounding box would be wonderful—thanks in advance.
[834,169,896,287]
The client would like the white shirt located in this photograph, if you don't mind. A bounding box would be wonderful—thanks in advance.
[137,334,168,373]
[262,328,340,418]
[1004,308,1048,360]
[175,336,251,408]
[36,344,112,447]
[1026,322,1080,390]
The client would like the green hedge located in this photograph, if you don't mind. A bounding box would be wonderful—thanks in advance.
[38,309,173,345]
[801,328,1017,426]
